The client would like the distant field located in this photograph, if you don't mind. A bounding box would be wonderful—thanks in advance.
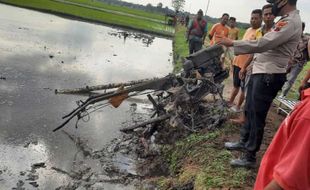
[0,0,174,36]
[65,0,166,21]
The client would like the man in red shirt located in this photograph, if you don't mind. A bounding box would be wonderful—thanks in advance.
[187,9,208,54]
[254,87,310,190]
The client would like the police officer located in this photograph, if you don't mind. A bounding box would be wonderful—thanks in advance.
[219,0,302,168]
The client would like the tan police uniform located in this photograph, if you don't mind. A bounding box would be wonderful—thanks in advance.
[230,10,302,160]
[234,10,302,74]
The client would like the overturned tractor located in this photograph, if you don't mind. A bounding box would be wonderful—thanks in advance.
[54,45,228,134]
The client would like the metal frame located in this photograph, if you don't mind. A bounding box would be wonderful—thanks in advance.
[275,96,299,115]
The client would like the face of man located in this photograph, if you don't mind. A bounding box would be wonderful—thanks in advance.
[250,13,262,29]
[197,12,203,20]
[221,15,229,25]
[229,20,236,28]
[263,7,275,27]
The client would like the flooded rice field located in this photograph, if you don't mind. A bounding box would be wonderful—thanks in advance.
[0,4,172,189]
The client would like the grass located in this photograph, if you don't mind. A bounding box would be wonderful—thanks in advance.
[0,0,174,36]
[173,25,189,72]
[286,62,310,99]
[158,124,253,189]
[64,0,166,21]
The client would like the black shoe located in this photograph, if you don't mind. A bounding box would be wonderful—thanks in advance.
[230,158,256,169]
[224,141,245,151]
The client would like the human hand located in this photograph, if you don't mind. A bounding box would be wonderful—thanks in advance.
[217,36,233,47]
[239,69,246,80]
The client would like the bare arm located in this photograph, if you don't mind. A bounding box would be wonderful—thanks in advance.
[239,54,254,80]
[264,180,283,190]
[208,24,216,40]
[235,29,239,40]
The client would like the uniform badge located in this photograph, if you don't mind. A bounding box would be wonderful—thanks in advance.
[274,21,288,32]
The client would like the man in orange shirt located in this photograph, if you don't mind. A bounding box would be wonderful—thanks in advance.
[228,9,262,112]
[228,17,239,41]
[226,17,239,68]
[254,88,310,190]
[208,13,230,46]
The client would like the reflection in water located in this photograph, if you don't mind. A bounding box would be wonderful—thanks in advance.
[0,3,172,189]
[108,31,155,46]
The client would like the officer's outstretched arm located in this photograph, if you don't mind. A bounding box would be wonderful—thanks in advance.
[233,21,296,55]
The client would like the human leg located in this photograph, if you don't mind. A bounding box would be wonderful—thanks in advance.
[189,39,195,54]
[225,75,253,150]
[281,64,303,96]
[193,40,203,53]
[245,74,286,156]
[230,74,286,168]
[228,66,242,105]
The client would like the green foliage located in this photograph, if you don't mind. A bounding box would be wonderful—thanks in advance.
[171,0,185,12]
[173,24,189,73]
[0,0,174,36]
[65,0,166,21]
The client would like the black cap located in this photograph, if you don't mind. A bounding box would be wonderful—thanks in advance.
[266,0,275,3]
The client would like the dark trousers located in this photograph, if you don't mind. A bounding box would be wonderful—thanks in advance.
[189,39,202,54]
[240,73,286,160]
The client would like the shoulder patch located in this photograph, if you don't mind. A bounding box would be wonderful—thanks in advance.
[274,21,288,32]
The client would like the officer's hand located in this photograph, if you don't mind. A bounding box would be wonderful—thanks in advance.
[217,37,233,47]
[239,69,246,80]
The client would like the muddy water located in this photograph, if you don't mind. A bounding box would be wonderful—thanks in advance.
[0,4,172,189]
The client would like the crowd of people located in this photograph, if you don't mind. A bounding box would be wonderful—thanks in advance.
[186,0,309,189]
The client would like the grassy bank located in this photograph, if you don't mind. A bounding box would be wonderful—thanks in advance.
[0,0,174,37]
[156,124,254,189]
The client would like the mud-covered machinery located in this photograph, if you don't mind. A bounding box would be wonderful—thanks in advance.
[182,45,227,83]
[54,45,228,132]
